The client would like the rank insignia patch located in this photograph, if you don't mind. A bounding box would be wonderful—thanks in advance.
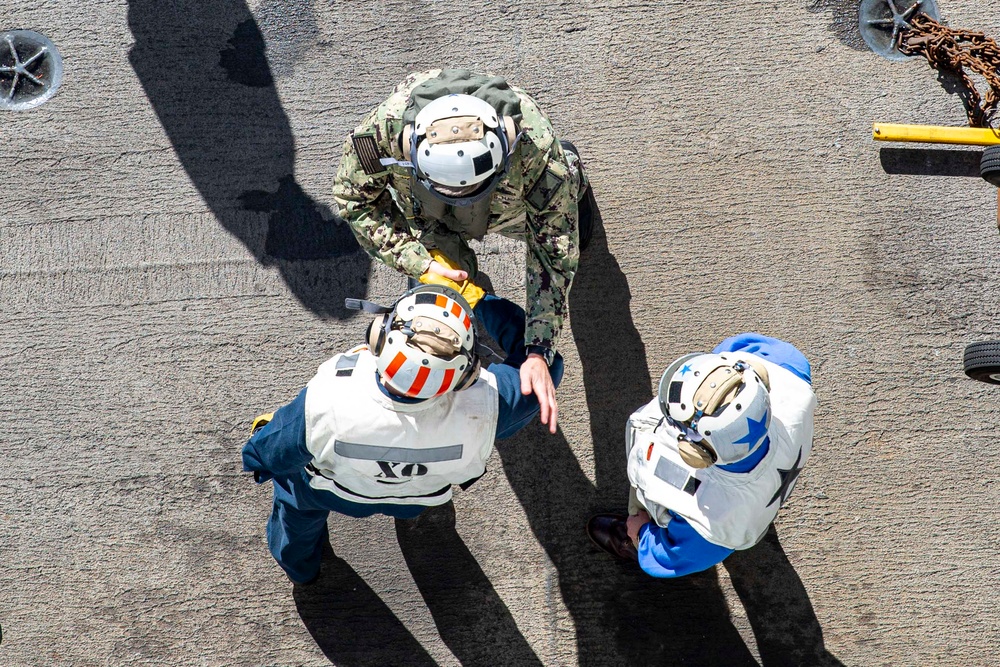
[526,167,563,210]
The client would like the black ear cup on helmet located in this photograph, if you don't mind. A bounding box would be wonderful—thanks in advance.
[367,313,390,353]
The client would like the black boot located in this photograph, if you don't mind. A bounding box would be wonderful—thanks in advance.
[586,513,638,562]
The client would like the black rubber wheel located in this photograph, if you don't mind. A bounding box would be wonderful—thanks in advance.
[963,341,1000,384]
[980,146,1000,187]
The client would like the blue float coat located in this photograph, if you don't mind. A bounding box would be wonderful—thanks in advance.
[636,333,812,578]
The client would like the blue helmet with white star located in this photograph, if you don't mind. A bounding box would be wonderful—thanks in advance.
[657,352,772,466]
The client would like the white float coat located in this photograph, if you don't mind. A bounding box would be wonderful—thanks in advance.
[627,357,816,550]
[304,350,499,506]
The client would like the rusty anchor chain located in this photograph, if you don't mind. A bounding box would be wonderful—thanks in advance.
[897,13,1000,128]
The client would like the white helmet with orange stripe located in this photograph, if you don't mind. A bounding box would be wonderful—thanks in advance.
[366,285,480,399]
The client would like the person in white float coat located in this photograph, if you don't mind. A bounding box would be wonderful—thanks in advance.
[586,333,815,577]
[242,285,563,584]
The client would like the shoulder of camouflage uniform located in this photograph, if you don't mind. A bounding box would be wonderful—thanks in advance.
[510,85,557,159]
[509,85,567,210]
[349,69,444,174]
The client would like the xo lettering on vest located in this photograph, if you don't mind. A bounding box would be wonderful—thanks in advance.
[335,440,462,483]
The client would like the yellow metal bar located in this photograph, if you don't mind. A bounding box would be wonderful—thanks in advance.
[873,123,1000,145]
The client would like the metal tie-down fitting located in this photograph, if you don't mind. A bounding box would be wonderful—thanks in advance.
[859,0,942,62]
[0,30,63,111]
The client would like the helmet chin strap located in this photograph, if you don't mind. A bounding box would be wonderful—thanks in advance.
[663,416,716,468]
[430,182,483,197]
[344,297,392,314]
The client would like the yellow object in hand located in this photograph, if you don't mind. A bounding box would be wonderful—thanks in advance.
[419,250,486,308]
[250,413,274,435]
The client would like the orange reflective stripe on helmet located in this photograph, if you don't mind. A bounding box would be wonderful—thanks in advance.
[435,369,456,396]
[408,366,431,395]
[385,351,407,379]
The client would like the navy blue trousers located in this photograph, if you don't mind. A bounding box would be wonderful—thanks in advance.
[268,468,424,583]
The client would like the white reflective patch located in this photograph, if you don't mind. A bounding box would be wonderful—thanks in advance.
[654,456,690,491]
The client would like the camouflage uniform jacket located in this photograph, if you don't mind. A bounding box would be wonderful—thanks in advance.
[333,69,581,353]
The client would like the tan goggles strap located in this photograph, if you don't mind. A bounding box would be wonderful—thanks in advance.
[401,124,414,157]
[744,358,771,391]
[692,366,744,415]
[424,116,486,144]
[502,115,517,146]
[409,316,461,356]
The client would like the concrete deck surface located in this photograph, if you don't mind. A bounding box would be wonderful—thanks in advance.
[2,0,999,665]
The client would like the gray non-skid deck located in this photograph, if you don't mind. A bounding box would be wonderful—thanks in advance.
[2,1,999,665]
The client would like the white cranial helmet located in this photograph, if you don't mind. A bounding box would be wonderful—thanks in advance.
[657,352,772,467]
[408,94,512,190]
[367,285,480,399]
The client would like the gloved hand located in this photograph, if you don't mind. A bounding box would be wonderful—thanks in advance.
[419,249,486,308]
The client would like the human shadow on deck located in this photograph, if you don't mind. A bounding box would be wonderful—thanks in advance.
[291,504,540,666]
[726,526,844,667]
[395,503,544,667]
[293,542,437,667]
[496,204,842,665]
[127,0,368,317]
[806,0,869,51]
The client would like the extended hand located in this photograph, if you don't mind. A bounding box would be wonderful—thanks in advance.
[626,509,651,547]
[419,251,486,307]
[426,259,468,283]
[521,354,558,434]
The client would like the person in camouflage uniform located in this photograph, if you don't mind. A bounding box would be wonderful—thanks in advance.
[333,68,594,433]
